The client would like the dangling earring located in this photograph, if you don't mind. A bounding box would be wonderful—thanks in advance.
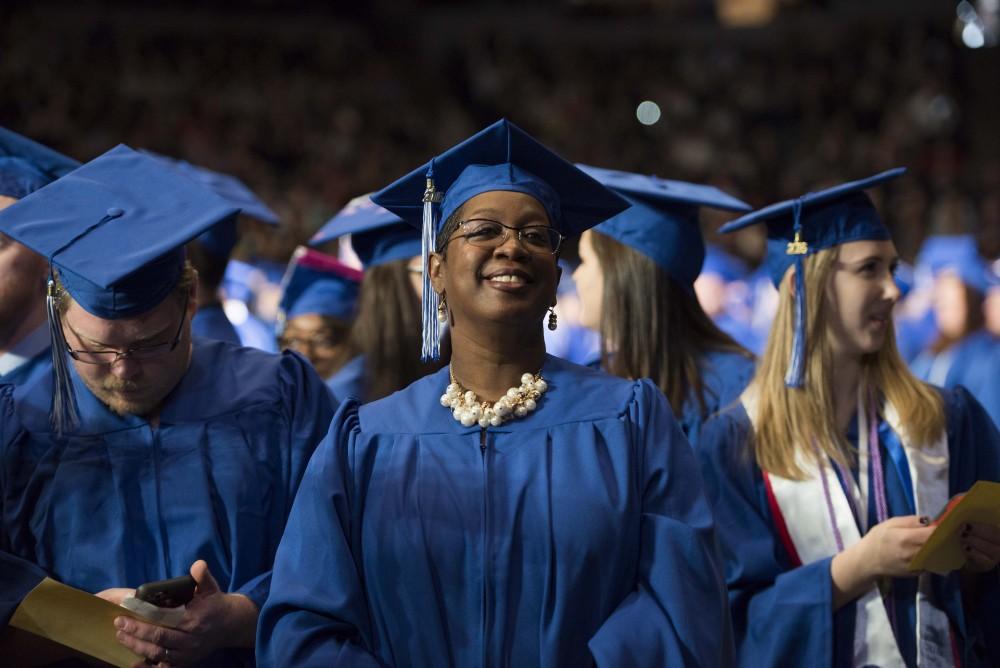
[437,295,448,324]
[547,307,558,331]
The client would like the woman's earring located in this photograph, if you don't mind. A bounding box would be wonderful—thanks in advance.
[547,307,558,331]
[437,295,448,324]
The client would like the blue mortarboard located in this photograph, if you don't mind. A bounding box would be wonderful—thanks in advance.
[0,144,240,433]
[916,234,992,294]
[370,119,628,360]
[0,126,81,199]
[894,260,915,299]
[577,164,751,289]
[701,244,750,283]
[278,247,363,324]
[141,150,279,258]
[311,194,421,268]
[719,168,906,387]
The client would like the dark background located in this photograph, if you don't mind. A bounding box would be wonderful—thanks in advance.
[3,0,998,266]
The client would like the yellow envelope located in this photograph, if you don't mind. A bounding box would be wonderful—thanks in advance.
[909,480,1000,575]
[7,577,166,668]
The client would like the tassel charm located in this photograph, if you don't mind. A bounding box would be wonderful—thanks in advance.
[786,230,808,256]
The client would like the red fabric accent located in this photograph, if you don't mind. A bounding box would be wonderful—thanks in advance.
[293,247,364,281]
[949,623,962,668]
[763,471,802,568]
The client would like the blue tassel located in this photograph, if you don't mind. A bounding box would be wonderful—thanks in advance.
[46,277,79,436]
[785,255,807,388]
[420,169,441,361]
[784,198,808,388]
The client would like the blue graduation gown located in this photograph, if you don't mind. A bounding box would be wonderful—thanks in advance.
[697,387,1000,667]
[258,354,733,668]
[0,340,336,662]
[325,354,366,403]
[911,330,1000,428]
[681,349,754,448]
[0,324,51,387]
[713,312,765,356]
[191,303,242,345]
[0,348,50,388]
[582,349,755,448]
[234,312,278,353]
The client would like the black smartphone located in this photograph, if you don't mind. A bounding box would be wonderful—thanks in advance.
[134,575,196,608]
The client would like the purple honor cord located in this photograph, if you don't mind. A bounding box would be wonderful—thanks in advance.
[818,387,897,634]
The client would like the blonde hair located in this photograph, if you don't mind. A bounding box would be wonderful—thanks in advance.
[750,246,945,479]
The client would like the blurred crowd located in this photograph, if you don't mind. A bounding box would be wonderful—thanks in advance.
[2,3,998,363]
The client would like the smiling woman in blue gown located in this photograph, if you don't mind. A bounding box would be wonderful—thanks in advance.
[570,166,756,447]
[698,170,1000,667]
[257,119,733,668]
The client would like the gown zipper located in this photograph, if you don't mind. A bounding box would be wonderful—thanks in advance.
[480,427,490,668]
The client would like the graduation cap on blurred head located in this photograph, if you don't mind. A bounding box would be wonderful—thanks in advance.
[0,126,80,200]
[576,164,751,290]
[719,167,906,388]
[141,150,279,258]
[916,234,993,295]
[0,144,240,434]
[371,119,628,360]
[278,247,363,328]
[311,194,421,268]
[701,245,750,283]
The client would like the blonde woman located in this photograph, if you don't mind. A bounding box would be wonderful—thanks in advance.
[698,169,1000,667]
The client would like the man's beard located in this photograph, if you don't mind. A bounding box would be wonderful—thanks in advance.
[90,377,158,417]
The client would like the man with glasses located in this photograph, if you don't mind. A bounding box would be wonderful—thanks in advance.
[0,127,80,386]
[0,146,336,666]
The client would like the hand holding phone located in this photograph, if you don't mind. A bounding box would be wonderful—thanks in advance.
[134,574,196,608]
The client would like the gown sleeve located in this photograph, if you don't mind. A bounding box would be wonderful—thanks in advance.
[234,351,338,610]
[256,399,383,668]
[944,386,1000,665]
[696,407,840,668]
[588,380,734,667]
[0,384,48,625]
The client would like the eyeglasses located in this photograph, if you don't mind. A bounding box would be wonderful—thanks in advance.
[63,294,190,365]
[279,333,338,352]
[451,219,564,255]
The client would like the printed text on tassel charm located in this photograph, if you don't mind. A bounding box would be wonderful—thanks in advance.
[786,231,808,255]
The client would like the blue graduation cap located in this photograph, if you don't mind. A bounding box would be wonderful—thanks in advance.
[278,247,363,325]
[701,245,750,283]
[0,144,240,433]
[719,167,906,387]
[370,119,628,360]
[141,150,279,258]
[311,194,421,268]
[916,234,992,294]
[576,164,751,289]
[0,126,80,199]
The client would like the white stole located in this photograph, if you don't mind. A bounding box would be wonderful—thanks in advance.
[742,387,955,667]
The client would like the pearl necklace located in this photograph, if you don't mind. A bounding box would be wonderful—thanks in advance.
[440,368,548,428]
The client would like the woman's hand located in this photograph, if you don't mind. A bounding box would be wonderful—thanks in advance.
[830,515,934,610]
[961,522,1000,573]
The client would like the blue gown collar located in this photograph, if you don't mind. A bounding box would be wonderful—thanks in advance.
[360,353,637,435]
